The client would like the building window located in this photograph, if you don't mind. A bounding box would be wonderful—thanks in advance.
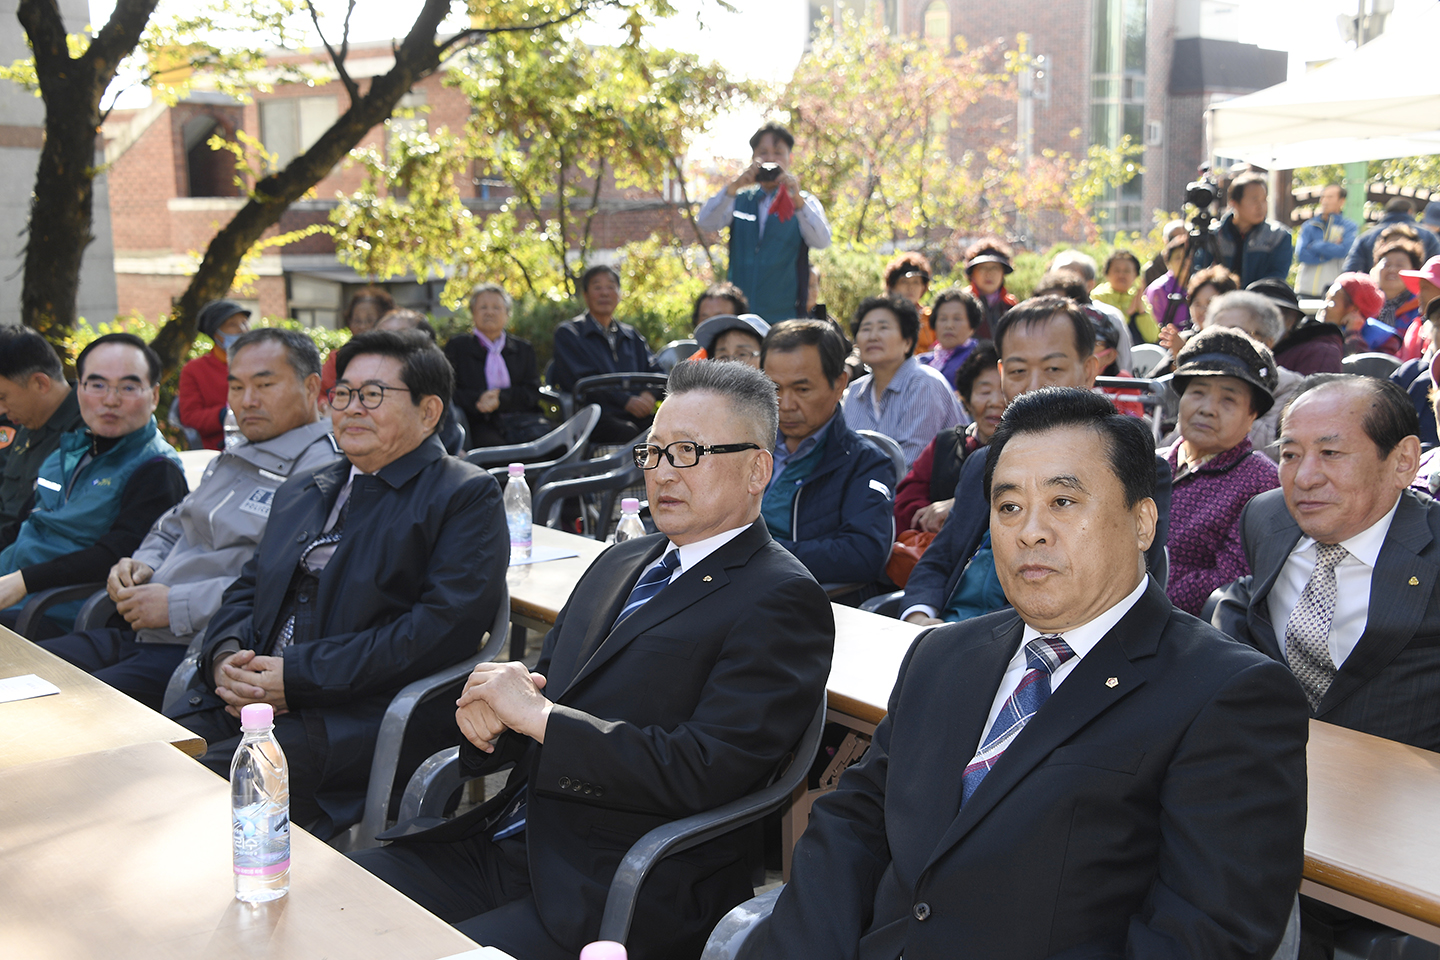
[1090,0,1146,235]
[182,115,240,198]
[923,1,950,45]
[259,96,339,170]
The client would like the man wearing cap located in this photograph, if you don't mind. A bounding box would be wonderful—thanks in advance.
[760,319,895,590]
[694,313,769,369]
[1318,272,1388,356]
[1295,184,1358,298]
[697,121,832,323]
[1253,278,1344,376]
[1342,197,1440,274]
[179,298,251,450]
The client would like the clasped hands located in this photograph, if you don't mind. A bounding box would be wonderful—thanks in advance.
[108,558,171,630]
[213,649,287,718]
[455,661,553,753]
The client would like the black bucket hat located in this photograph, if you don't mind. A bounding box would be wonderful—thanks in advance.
[1173,326,1279,416]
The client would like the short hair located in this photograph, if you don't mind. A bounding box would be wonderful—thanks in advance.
[993,295,1096,361]
[229,327,322,381]
[928,286,983,331]
[1030,272,1091,303]
[749,121,794,152]
[77,332,161,386]
[1283,374,1419,459]
[581,264,621,294]
[983,386,1155,508]
[1325,183,1348,200]
[1229,173,1268,206]
[954,340,999,401]
[1186,264,1240,302]
[664,358,778,448]
[468,282,513,312]
[1378,222,1421,245]
[0,326,64,382]
[851,295,921,358]
[335,329,454,411]
[762,318,850,387]
[1384,197,1415,215]
[1207,290,1283,346]
[884,251,932,291]
[343,286,395,328]
[1375,236,1425,271]
[691,282,749,326]
[1050,249,1098,283]
[380,308,437,342]
[1103,250,1142,277]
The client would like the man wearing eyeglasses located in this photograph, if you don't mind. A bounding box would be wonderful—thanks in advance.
[353,360,834,960]
[0,333,186,638]
[166,330,508,842]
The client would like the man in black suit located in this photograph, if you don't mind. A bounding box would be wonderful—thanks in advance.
[758,387,1309,960]
[353,360,834,960]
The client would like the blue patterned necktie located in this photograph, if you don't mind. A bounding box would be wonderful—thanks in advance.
[616,550,682,625]
[961,635,1076,804]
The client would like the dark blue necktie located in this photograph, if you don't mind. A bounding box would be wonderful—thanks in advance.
[616,550,681,625]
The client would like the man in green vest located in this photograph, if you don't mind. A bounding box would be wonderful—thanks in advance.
[0,327,85,528]
[0,333,186,639]
[697,122,832,323]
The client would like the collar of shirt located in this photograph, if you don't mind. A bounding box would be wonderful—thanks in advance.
[1019,575,1149,693]
[857,357,922,405]
[658,522,754,582]
[769,412,836,491]
[1291,494,1400,570]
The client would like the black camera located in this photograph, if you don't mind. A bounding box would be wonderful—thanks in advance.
[1185,176,1218,211]
[756,162,783,183]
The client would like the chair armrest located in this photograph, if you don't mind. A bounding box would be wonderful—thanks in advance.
[859,589,905,616]
[597,699,825,943]
[700,887,783,960]
[395,746,466,825]
[74,590,118,632]
[160,630,207,715]
[14,582,107,637]
[533,465,643,530]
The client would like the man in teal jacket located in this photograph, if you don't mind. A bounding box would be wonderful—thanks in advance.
[697,122,831,323]
[0,333,186,638]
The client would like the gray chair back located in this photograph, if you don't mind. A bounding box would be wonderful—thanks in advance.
[855,429,906,488]
[1342,352,1402,379]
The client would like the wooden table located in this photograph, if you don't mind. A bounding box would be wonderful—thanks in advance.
[1302,719,1440,943]
[0,739,483,960]
[0,624,206,768]
[505,528,609,649]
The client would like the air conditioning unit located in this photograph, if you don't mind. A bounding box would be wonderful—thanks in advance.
[1146,120,1164,147]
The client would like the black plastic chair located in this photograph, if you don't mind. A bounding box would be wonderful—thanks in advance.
[573,373,670,410]
[655,339,701,373]
[533,461,646,541]
[1343,352,1403,380]
[465,404,602,488]
[13,583,107,637]
[854,429,906,488]
[396,697,828,947]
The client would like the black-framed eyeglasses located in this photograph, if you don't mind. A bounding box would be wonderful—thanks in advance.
[328,384,405,411]
[633,440,761,470]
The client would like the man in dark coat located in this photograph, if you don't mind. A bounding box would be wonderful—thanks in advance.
[352,360,834,960]
[758,387,1309,960]
[166,330,508,840]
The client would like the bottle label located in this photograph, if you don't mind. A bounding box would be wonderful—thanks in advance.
[234,800,291,877]
[508,514,532,548]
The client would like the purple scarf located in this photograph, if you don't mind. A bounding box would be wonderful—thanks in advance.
[927,343,955,372]
[476,330,510,390]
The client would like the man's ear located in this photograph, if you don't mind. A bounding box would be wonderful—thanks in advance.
[421,394,445,432]
[1134,497,1158,553]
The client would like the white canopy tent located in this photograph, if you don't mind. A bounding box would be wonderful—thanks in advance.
[1207,5,1440,169]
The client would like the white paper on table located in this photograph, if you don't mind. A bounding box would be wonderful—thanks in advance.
[0,674,61,703]
[508,544,581,567]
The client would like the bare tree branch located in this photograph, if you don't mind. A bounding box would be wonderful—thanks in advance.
[303,0,360,103]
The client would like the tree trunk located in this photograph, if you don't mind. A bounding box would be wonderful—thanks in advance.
[17,0,160,353]
[150,0,455,376]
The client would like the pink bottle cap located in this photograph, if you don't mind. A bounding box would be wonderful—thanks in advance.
[578,942,627,960]
[240,703,274,730]
[508,463,525,477]
[621,498,640,512]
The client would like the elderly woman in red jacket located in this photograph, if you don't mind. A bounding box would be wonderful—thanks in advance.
[177,298,250,449]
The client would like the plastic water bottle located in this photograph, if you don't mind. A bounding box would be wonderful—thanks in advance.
[615,497,645,543]
[231,703,290,903]
[579,943,627,960]
[505,462,532,561]
[223,407,241,451]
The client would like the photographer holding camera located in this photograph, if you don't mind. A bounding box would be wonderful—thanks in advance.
[1190,172,1293,288]
[698,121,832,323]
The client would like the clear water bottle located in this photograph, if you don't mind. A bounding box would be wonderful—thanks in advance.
[223,407,241,451]
[579,943,627,960]
[231,703,290,903]
[505,462,532,561]
[615,497,645,542]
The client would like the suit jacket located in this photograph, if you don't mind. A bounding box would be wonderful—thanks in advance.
[903,449,1173,615]
[760,578,1309,960]
[389,522,834,959]
[442,333,543,442]
[1214,487,1440,751]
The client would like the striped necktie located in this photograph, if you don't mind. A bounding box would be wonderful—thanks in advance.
[962,635,1076,804]
[616,551,681,626]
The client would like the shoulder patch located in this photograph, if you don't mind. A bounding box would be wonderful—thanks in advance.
[237,487,277,518]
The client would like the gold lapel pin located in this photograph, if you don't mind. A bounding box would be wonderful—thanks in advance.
[1409,576,1420,586]
[703,575,712,582]
[1105,677,1119,688]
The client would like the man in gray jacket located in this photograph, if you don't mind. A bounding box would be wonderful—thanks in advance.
[37,328,339,708]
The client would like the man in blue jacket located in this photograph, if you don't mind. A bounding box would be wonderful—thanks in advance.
[760,320,894,592]
[1342,196,1440,274]
[1295,183,1358,298]
[1191,173,1293,287]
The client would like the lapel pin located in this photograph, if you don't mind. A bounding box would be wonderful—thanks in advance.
[1105,677,1119,688]
[703,575,712,582]
[1409,576,1420,586]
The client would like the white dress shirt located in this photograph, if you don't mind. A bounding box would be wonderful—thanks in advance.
[1267,497,1400,668]
[696,187,832,249]
[654,523,754,585]
[971,577,1148,754]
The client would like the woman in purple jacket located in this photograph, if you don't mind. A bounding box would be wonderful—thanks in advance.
[1163,327,1280,615]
